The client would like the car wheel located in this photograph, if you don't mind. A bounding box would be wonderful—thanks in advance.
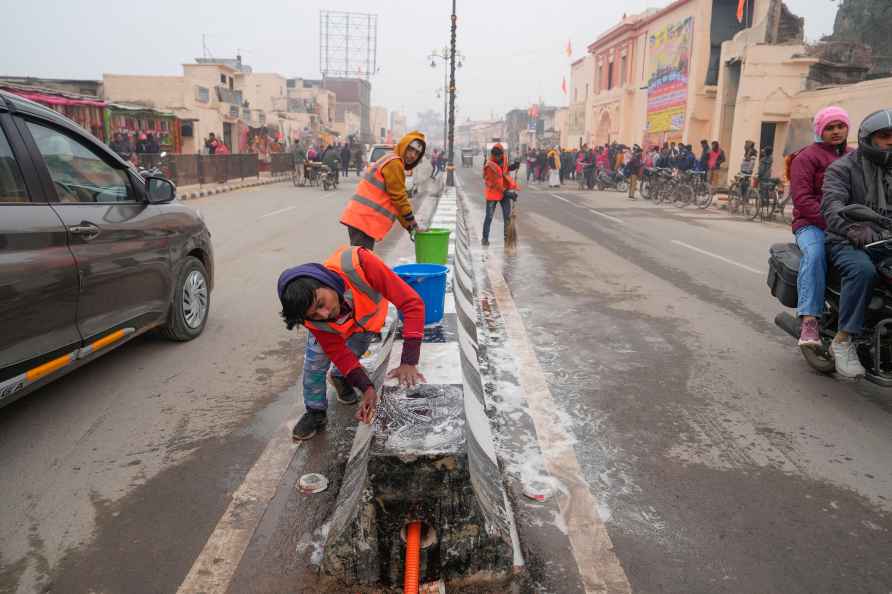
[160,256,210,341]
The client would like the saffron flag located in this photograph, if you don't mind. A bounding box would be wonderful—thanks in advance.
[565,39,572,58]
[736,0,745,23]
[561,77,567,95]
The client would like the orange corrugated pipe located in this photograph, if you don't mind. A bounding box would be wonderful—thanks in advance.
[403,521,422,594]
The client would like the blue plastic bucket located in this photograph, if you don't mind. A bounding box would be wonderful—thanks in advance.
[393,263,449,325]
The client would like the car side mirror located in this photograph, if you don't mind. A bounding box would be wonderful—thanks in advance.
[145,176,176,204]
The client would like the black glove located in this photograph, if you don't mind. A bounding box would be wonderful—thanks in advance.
[847,224,880,248]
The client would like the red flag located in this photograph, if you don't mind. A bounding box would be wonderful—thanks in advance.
[561,76,567,95]
[736,0,745,23]
[565,39,572,58]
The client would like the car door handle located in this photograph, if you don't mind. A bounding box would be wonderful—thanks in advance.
[68,223,101,240]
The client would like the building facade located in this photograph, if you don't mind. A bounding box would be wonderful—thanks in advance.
[571,0,759,149]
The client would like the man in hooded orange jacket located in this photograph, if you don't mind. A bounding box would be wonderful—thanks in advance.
[340,131,427,250]
[482,144,517,246]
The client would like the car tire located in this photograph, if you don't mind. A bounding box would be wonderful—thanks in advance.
[160,256,210,342]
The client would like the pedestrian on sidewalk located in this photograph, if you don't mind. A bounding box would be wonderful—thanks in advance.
[547,146,560,187]
[340,131,426,250]
[708,141,726,187]
[789,105,852,350]
[481,144,517,246]
[278,246,427,440]
[627,146,643,199]
[340,143,352,178]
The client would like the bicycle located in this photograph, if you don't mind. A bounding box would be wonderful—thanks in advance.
[728,174,754,217]
[688,171,714,209]
[673,172,696,208]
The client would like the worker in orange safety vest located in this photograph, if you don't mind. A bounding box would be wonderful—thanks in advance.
[339,131,427,250]
[481,144,518,246]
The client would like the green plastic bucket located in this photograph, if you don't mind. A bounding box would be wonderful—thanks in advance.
[414,228,452,264]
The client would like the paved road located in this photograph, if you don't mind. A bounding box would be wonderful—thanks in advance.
[0,175,400,594]
[3,163,890,594]
[456,166,892,594]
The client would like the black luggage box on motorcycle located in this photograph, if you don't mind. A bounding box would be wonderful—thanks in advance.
[767,243,801,308]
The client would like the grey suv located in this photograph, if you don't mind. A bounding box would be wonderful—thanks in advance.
[0,91,213,407]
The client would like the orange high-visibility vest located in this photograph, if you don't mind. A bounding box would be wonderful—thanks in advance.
[484,159,508,201]
[340,153,404,241]
[304,246,388,338]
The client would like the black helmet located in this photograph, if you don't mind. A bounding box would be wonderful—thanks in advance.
[858,109,892,167]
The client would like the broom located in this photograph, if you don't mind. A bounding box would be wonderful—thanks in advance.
[505,161,520,249]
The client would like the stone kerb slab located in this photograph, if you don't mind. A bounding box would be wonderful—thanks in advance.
[320,186,520,589]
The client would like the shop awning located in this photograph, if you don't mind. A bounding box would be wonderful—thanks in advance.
[11,91,106,108]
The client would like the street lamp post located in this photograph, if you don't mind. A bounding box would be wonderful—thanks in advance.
[446,0,458,187]
[429,39,463,184]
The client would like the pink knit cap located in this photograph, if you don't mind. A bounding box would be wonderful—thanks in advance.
[814,106,850,138]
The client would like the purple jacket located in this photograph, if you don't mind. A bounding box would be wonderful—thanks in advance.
[791,142,851,233]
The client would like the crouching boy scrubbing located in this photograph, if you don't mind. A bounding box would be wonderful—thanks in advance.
[278,246,427,441]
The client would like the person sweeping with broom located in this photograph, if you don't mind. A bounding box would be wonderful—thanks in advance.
[482,143,518,247]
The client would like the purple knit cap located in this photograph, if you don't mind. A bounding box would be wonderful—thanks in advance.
[814,106,850,138]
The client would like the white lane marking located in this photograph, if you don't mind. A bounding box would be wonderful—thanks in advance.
[671,240,763,275]
[587,208,624,225]
[176,427,298,593]
[551,193,624,225]
[258,205,298,220]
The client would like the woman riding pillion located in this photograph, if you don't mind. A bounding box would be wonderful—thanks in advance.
[790,106,852,350]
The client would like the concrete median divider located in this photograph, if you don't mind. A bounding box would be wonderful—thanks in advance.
[320,185,522,590]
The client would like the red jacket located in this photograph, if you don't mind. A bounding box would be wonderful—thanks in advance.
[310,249,424,392]
[791,142,852,233]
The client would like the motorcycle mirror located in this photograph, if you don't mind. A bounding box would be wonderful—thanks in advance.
[160,151,168,159]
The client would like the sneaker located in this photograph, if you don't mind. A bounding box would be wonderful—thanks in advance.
[829,340,866,379]
[292,410,327,441]
[330,375,359,405]
[481,238,490,246]
[798,318,821,348]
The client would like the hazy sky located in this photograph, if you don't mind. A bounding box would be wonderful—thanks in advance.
[2,0,839,125]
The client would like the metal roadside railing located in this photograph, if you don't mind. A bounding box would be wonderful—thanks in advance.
[136,153,264,187]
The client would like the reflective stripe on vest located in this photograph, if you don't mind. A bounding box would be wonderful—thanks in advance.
[484,160,505,201]
[340,153,404,240]
[349,194,397,221]
[338,248,382,304]
[305,247,386,336]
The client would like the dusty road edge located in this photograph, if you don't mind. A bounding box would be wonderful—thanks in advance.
[456,176,633,594]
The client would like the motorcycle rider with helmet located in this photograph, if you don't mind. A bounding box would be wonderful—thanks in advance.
[821,109,892,378]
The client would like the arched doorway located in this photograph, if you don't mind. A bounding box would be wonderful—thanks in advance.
[595,110,612,147]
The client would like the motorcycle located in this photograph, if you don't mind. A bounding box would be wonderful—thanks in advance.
[769,204,892,385]
[595,168,629,193]
[138,151,168,178]
[321,164,339,191]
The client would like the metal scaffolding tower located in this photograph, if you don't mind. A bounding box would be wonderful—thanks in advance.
[319,11,378,79]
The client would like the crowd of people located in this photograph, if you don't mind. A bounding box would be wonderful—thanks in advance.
[109,131,164,163]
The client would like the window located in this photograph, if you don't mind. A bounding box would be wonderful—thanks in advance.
[607,62,614,90]
[27,122,133,203]
[0,127,28,203]
[196,86,210,103]
[621,55,628,85]
[585,83,589,98]
[220,74,227,84]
